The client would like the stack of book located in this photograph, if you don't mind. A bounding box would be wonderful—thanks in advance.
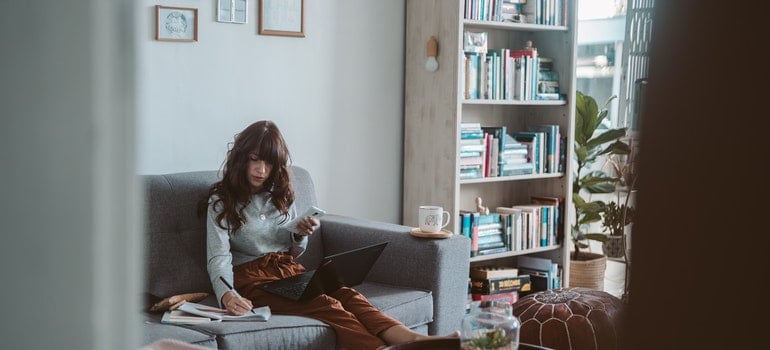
[469,265,531,304]
[517,256,561,295]
[499,133,533,176]
[537,57,563,100]
[460,123,486,179]
[527,124,561,173]
[512,130,545,174]
[460,211,508,257]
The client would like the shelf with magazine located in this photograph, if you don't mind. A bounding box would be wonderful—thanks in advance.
[404,0,576,288]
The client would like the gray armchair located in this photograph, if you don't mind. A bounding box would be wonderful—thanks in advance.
[142,166,470,349]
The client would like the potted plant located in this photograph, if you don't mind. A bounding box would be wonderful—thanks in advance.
[603,133,639,302]
[600,201,635,258]
[569,91,630,290]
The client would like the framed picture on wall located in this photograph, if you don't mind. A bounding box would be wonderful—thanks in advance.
[155,5,198,42]
[258,0,305,37]
[217,0,248,24]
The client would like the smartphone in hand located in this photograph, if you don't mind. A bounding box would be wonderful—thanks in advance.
[283,206,326,234]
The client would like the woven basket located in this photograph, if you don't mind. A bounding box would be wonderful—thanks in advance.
[569,252,607,290]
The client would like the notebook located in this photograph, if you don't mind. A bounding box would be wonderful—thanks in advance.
[257,241,388,301]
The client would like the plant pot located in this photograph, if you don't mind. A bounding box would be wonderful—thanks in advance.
[569,252,607,290]
[602,235,625,258]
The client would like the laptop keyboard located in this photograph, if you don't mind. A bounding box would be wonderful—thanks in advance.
[271,283,308,299]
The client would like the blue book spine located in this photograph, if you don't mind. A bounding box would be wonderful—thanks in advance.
[460,212,471,238]
[541,206,548,247]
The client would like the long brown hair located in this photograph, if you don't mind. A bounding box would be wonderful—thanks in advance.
[199,120,294,233]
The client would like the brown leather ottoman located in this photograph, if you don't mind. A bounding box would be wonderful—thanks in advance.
[512,288,624,350]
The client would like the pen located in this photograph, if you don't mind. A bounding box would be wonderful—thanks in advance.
[220,276,256,314]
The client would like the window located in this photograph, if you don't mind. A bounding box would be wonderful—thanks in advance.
[577,0,654,131]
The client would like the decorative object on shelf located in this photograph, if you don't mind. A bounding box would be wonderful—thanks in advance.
[155,5,198,42]
[475,197,490,215]
[258,0,305,37]
[217,0,248,24]
[512,288,625,350]
[461,300,520,350]
[425,36,439,72]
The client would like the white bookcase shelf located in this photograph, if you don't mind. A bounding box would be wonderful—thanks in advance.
[403,0,577,286]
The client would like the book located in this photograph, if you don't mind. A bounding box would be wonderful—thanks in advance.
[470,275,531,294]
[173,301,271,322]
[531,195,564,245]
[511,204,542,248]
[513,131,545,173]
[470,212,480,257]
[470,265,519,280]
[495,207,522,251]
[476,246,509,256]
[481,126,507,176]
[519,269,548,294]
[518,255,554,292]
[471,290,519,304]
[459,211,472,238]
[464,52,480,99]
[161,310,222,325]
[528,124,559,173]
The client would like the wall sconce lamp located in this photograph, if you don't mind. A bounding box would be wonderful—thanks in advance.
[425,36,439,72]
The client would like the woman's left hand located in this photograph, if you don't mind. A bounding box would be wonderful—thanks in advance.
[295,216,320,236]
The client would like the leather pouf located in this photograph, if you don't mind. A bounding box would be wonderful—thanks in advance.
[512,288,624,350]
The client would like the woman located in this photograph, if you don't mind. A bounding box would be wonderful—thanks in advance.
[201,120,455,349]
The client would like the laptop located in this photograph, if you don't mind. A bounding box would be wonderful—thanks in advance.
[257,241,388,301]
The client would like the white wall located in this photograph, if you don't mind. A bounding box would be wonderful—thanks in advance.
[137,0,406,224]
[0,1,406,348]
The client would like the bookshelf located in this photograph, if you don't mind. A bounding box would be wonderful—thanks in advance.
[403,0,577,286]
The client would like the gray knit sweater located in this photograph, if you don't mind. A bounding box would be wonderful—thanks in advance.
[206,193,307,306]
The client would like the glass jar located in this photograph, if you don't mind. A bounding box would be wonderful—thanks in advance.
[461,300,520,350]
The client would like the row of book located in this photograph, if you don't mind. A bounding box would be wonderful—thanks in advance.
[462,35,564,101]
[467,257,562,306]
[459,123,564,180]
[464,0,568,27]
[460,195,564,257]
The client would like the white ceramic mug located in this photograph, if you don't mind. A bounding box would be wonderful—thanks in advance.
[419,205,450,233]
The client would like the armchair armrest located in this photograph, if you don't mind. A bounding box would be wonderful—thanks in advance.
[319,214,470,336]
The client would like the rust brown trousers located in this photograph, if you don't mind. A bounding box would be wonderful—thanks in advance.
[233,252,401,350]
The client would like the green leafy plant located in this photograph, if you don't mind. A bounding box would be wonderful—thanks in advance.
[467,329,513,349]
[602,201,635,236]
[571,91,631,260]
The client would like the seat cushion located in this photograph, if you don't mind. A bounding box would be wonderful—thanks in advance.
[142,315,217,348]
[356,282,433,330]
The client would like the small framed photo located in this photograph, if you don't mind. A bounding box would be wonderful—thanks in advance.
[463,31,488,54]
[218,0,248,24]
[155,5,198,42]
[259,0,305,38]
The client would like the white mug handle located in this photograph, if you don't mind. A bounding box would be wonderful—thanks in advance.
[440,211,450,228]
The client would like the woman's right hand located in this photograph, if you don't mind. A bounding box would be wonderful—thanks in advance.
[222,291,254,315]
